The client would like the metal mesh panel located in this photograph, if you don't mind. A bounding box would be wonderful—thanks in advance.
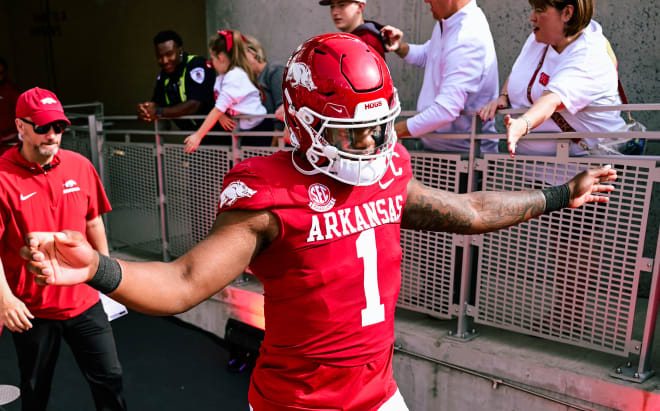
[60,129,92,160]
[239,146,281,161]
[476,155,656,356]
[397,152,463,319]
[103,142,162,254]
[164,145,232,257]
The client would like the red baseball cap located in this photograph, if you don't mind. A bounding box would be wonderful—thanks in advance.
[15,87,70,126]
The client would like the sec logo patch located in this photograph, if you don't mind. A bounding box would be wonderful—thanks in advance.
[308,183,336,212]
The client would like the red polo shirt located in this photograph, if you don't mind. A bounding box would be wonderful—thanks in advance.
[0,145,111,319]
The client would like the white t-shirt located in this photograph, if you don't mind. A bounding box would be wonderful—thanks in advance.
[214,67,267,130]
[508,20,625,156]
[404,0,499,153]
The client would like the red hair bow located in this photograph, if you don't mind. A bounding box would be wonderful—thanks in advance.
[217,29,247,52]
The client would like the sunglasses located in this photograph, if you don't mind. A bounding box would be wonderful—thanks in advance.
[20,118,68,134]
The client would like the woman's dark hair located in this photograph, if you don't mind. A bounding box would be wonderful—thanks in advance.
[528,0,593,36]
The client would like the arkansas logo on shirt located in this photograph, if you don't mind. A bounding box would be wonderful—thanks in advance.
[63,179,80,194]
[220,181,257,208]
[539,72,550,86]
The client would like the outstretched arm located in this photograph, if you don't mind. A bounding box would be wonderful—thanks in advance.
[402,165,617,234]
[22,209,278,316]
[505,91,563,157]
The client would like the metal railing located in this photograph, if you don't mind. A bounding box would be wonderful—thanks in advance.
[61,104,660,383]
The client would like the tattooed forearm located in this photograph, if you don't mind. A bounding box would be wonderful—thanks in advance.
[402,189,475,232]
[402,178,547,234]
[470,190,546,231]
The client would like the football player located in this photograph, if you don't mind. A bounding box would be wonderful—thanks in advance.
[22,33,616,410]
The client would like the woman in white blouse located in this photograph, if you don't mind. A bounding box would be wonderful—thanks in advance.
[478,0,625,157]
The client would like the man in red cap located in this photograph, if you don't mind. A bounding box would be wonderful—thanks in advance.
[0,87,126,411]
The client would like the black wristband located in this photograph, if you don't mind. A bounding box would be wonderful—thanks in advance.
[541,184,570,214]
[88,252,122,294]
[155,107,163,117]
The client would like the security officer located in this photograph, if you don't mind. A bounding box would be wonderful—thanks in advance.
[137,30,215,130]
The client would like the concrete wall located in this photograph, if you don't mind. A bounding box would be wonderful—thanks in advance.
[205,0,659,129]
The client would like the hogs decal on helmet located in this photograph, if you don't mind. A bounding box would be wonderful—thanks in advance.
[282,33,401,186]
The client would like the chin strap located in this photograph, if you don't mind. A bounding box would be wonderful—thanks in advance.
[291,150,321,176]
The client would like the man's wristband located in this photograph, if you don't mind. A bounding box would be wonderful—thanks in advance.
[155,107,163,117]
[88,252,122,294]
[541,184,570,214]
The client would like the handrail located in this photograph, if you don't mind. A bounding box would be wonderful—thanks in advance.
[101,102,660,121]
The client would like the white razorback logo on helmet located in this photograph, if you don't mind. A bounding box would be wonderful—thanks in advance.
[220,181,257,208]
[41,97,57,105]
[286,62,317,91]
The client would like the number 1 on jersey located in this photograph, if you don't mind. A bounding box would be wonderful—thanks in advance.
[356,228,385,327]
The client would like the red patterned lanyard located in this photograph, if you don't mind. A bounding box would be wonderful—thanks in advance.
[527,45,580,144]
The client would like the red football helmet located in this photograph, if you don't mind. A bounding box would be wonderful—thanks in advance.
[283,33,400,186]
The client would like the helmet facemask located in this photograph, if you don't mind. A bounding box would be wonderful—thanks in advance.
[289,91,401,186]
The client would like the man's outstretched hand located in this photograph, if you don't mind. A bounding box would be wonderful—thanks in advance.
[567,165,617,209]
[20,231,98,287]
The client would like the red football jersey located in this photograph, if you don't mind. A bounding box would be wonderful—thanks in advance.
[0,146,111,319]
[218,144,412,366]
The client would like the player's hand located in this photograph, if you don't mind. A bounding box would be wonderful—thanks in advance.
[184,132,203,153]
[380,25,403,52]
[566,165,617,209]
[504,114,529,157]
[20,231,98,287]
[0,293,34,332]
[218,113,237,131]
[478,96,508,122]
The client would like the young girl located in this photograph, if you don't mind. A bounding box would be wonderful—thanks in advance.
[184,29,267,152]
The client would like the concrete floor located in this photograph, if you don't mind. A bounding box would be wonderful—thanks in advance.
[0,312,251,411]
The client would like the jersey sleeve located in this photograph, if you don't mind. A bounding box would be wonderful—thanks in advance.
[0,187,6,235]
[217,158,275,214]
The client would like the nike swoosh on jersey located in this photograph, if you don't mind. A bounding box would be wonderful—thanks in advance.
[20,192,37,201]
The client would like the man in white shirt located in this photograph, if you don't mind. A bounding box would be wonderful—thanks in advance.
[382,0,499,153]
